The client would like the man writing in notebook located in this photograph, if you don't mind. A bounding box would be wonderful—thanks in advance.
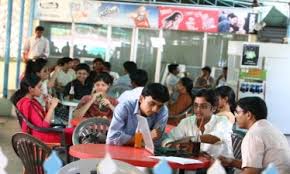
[106,83,170,147]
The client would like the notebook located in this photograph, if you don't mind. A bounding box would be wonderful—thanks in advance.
[136,115,192,157]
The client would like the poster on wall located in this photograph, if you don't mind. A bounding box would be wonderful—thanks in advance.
[241,44,260,68]
[97,3,158,29]
[218,9,257,34]
[158,6,219,32]
[35,0,159,28]
[238,80,265,99]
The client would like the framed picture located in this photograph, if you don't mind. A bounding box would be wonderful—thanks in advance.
[241,44,260,68]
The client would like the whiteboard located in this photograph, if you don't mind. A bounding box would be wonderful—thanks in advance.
[265,57,290,134]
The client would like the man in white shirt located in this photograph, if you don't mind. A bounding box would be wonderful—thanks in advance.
[163,89,233,158]
[115,61,137,87]
[165,63,180,97]
[23,26,50,62]
[117,69,148,103]
[220,97,290,174]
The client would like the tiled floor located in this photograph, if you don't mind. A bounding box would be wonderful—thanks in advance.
[0,117,22,174]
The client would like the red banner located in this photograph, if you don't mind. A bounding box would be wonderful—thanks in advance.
[159,6,219,32]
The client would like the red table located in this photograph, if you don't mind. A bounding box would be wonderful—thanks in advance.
[69,144,211,170]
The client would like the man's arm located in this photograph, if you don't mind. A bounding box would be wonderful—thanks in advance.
[23,38,30,62]
[241,168,261,174]
[106,103,133,145]
[219,156,242,169]
[152,106,168,146]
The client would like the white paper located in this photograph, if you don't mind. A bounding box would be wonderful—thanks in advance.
[207,159,226,174]
[97,153,117,174]
[137,115,155,154]
[149,156,202,165]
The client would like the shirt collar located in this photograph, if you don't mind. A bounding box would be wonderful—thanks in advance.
[34,36,43,40]
[202,114,217,129]
[133,99,141,116]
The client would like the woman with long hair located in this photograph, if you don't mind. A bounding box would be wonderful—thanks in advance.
[169,77,193,115]
[162,11,183,30]
[24,58,53,106]
[11,74,73,144]
[215,86,236,124]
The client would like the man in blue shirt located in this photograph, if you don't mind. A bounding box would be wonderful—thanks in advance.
[106,83,170,147]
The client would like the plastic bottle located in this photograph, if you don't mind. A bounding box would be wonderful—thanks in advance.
[69,85,74,100]
[134,126,143,148]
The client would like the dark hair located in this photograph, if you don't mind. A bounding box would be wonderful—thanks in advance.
[123,61,137,74]
[73,58,80,63]
[202,66,211,74]
[195,88,218,107]
[228,13,237,19]
[237,97,267,120]
[223,67,228,71]
[93,72,113,86]
[93,57,104,64]
[75,63,90,73]
[103,62,111,71]
[24,58,48,77]
[179,77,193,96]
[10,74,41,105]
[215,86,236,113]
[141,83,169,103]
[129,69,148,87]
[35,26,44,31]
[57,57,73,66]
[166,12,182,22]
[168,64,179,74]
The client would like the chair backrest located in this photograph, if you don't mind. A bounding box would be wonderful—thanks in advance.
[15,108,66,146]
[72,117,111,145]
[11,132,52,174]
[231,132,245,160]
[107,84,132,98]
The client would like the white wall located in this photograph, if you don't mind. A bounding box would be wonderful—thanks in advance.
[228,41,290,134]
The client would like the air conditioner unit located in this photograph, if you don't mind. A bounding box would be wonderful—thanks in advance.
[257,27,287,43]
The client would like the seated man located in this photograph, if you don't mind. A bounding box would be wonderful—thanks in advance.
[162,89,233,158]
[63,63,93,100]
[165,63,180,97]
[194,66,214,88]
[220,97,290,174]
[117,69,148,103]
[106,83,170,146]
[115,61,137,87]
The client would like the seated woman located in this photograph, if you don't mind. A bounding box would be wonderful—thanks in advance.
[73,72,118,120]
[168,77,193,125]
[214,86,236,124]
[63,63,93,100]
[24,58,52,107]
[162,89,233,158]
[10,74,73,144]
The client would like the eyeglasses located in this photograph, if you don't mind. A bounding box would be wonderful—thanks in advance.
[193,103,211,110]
[234,110,244,115]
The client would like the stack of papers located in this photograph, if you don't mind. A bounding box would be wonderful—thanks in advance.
[149,156,202,165]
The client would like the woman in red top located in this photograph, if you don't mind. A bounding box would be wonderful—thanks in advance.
[11,74,73,144]
[73,72,118,121]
